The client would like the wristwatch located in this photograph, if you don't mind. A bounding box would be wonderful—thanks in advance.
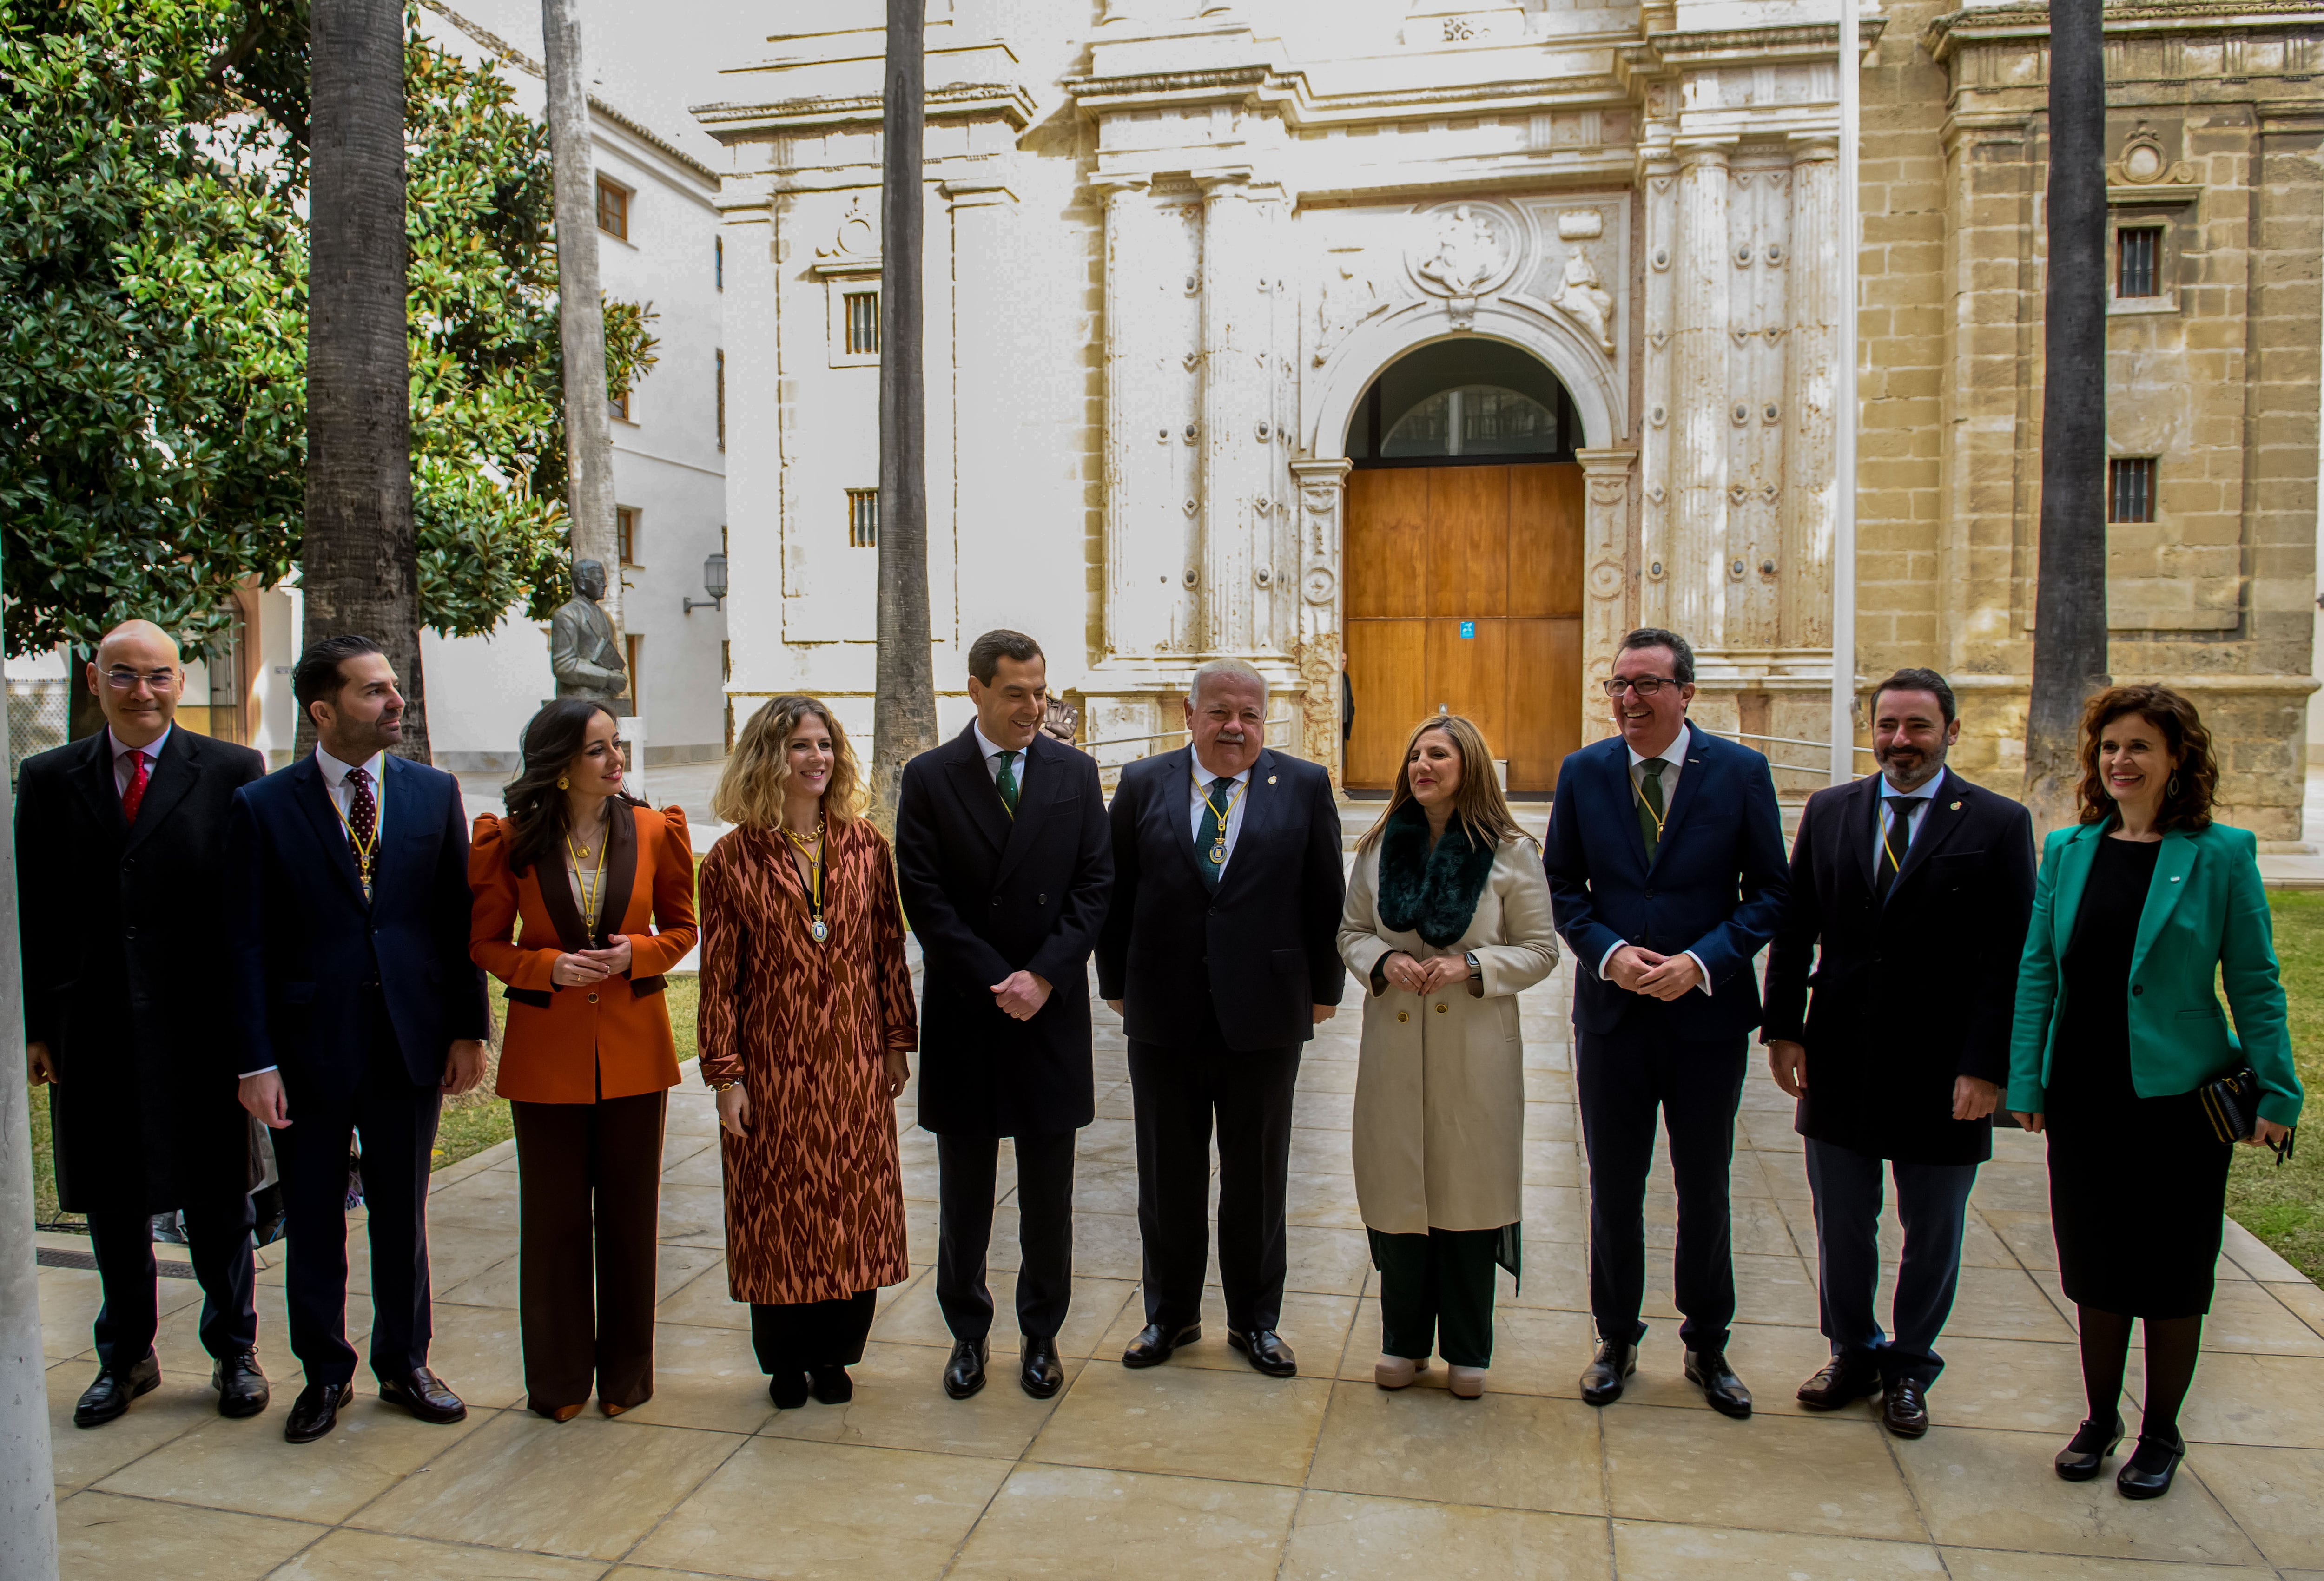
[1463,951,1481,978]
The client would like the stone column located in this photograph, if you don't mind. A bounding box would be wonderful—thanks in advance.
[1578,448,1640,745]
[1783,138,1839,649]
[1196,173,1280,654]
[1670,143,1732,652]
[1640,159,1679,629]
[1098,176,1175,658]
[1290,457,1351,781]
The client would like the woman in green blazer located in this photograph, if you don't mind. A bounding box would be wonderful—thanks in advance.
[2008,685,2300,1503]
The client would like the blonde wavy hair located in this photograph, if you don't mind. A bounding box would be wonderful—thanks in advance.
[1355,714,1525,854]
[713,696,865,829]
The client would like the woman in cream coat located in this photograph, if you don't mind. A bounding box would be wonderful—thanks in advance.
[1340,714,1560,1398]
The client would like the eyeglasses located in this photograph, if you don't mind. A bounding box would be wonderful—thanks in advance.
[102,667,178,691]
[1602,676,1682,698]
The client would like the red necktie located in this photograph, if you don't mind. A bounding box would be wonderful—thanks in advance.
[120,749,150,824]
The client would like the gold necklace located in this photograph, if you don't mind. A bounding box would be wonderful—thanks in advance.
[566,806,609,929]
[783,819,829,943]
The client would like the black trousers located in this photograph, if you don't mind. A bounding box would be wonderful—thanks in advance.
[87,1195,258,1374]
[751,1291,877,1373]
[1372,1227,1503,1368]
[1576,1028,1747,1353]
[1126,1034,1301,1334]
[511,1091,667,1412]
[935,1130,1076,1342]
[279,1018,442,1386]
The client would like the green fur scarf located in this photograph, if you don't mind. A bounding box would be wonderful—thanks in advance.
[1375,799,1499,946]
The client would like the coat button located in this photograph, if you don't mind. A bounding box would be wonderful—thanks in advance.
[2132,984,2143,996]
[587,992,600,1004]
[1435,1002,1447,1014]
[1038,893,1047,905]
[1396,1010,1409,1023]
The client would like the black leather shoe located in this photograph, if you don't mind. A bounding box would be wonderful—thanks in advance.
[1579,1340,1637,1407]
[768,1370,809,1409]
[1021,1337,1064,1399]
[376,1367,467,1425]
[73,1350,160,1429]
[2117,1430,2185,1500]
[943,1338,988,1400]
[1121,1322,1201,1369]
[1881,1377,1930,1439]
[212,1349,270,1419]
[1683,1349,1753,1419]
[1228,1328,1298,1378]
[284,1380,355,1443]
[809,1365,852,1405]
[2055,1413,2125,1481]
[1796,1356,1880,1412]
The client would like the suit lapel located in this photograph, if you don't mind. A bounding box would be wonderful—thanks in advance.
[2130,829,2197,980]
[1849,775,1883,901]
[944,725,1013,856]
[65,732,128,841]
[1167,748,1214,888]
[1602,738,1652,876]
[995,737,1064,887]
[295,754,370,906]
[1888,772,1971,896]
[122,730,199,856]
[1650,725,1714,866]
[2047,824,2100,958]
[1214,750,1277,901]
[596,801,640,944]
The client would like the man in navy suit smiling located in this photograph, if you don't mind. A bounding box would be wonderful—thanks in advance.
[1542,627,1788,1417]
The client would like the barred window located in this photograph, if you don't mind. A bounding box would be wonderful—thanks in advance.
[615,505,639,565]
[847,489,879,549]
[595,176,629,241]
[844,291,879,356]
[2117,228,2162,298]
[609,384,631,423]
[2108,457,2158,524]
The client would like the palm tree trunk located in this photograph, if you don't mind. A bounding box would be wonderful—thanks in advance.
[2022,0,2109,830]
[870,0,937,825]
[541,0,622,641]
[304,0,426,759]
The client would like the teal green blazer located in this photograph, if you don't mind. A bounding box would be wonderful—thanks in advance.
[2007,821,2302,1128]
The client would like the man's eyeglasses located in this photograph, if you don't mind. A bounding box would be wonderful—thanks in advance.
[1602,676,1683,698]
[103,667,178,692]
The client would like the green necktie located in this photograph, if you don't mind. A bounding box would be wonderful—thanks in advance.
[1637,758,1667,862]
[1197,776,1233,890]
[995,750,1021,816]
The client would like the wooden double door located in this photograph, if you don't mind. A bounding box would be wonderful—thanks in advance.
[1344,463,1583,794]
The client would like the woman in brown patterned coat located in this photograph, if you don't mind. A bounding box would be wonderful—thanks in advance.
[698,696,916,1409]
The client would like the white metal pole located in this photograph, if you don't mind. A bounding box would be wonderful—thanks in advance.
[1830,0,1861,785]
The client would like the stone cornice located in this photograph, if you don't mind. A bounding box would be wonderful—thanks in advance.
[1063,64,1626,126]
[1926,0,2324,62]
[692,80,1037,138]
[1632,17,1888,69]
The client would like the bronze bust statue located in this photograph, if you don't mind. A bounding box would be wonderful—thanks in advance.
[549,559,629,707]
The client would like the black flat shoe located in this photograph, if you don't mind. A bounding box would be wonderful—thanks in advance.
[1121,1322,1200,1369]
[1796,1356,1880,1412]
[1881,1377,1930,1439]
[213,1349,270,1419]
[1683,1349,1753,1419]
[768,1370,809,1409]
[809,1365,853,1405]
[284,1380,355,1444]
[943,1338,988,1400]
[73,1350,160,1429]
[2054,1413,2125,1481]
[376,1367,467,1425]
[1020,1336,1064,1399]
[1228,1328,1297,1378]
[2117,1431,2185,1500]
[1580,1340,1637,1407]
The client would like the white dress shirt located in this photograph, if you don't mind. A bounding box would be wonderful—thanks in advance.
[1600,721,1711,995]
[108,726,169,798]
[1875,765,1947,870]
[972,721,1028,795]
[1188,754,1254,873]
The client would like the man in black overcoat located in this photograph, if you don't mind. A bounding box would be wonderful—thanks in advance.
[894,629,1113,1402]
[1097,659,1345,1378]
[15,619,271,1427]
[1763,666,2036,1438]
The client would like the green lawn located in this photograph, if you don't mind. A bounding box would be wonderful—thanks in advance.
[26,975,703,1225]
[2224,893,2324,1282]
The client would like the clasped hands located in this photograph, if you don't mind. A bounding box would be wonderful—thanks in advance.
[1766,1040,2001,1121]
[991,969,1053,1021]
[1380,951,1472,995]
[235,1037,486,1130]
[1604,943,1703,1001]
[551,935,634,987]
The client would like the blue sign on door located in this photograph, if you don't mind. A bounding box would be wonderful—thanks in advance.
[1459,619,1476,639]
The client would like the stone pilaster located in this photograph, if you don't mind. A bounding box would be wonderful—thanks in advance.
[1640,160,1678,631]
[1290,456,1351,783]
[1195,174,1283,655]
[1578,447,1640,745]
[1783,138,1838,650]
[1099,176,1173,657]
[1670,144,1731,652]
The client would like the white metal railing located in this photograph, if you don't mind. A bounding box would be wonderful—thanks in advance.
[1730,731,1875,777]
[1082,713,1301,754]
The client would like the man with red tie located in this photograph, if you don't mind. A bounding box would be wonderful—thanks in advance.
[15,619,271,1427]
[227,635,490,1443]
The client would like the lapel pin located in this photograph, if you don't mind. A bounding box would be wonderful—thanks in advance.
[1268,775,1276,784]
[1950,800,1961,810]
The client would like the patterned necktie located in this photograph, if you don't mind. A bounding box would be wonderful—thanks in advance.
[1636,758,1667,862]
[1875,797,1927,904]
[119,749,150,825]
[1197,777,1233,890]
[344,765,378,892]
[995,751,1021,816]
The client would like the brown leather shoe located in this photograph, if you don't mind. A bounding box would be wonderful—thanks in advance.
[1796,1356,1881,1412]
[1881,1377,1931,1438]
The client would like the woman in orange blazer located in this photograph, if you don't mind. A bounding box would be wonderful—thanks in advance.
[469,698,697,1421]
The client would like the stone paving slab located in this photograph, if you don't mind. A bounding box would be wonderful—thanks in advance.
[39,963,2324,1580]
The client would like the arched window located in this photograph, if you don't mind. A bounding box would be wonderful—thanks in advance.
[1381,385,1559,458]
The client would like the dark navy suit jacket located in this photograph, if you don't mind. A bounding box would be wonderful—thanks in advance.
[226,751,490,1103]
[1542,725,1789,1041]
[1096,746,1346,1052]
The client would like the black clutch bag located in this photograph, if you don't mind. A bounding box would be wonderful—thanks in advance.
[2199,1066,2296,1163]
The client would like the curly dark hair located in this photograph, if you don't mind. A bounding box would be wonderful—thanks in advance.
[2075,683,2216,833]
[503,698,644,874]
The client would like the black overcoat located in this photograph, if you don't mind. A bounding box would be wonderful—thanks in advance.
[894,725,1113,1138]
[1762,771,2037,1165]
[15,726,266,1213]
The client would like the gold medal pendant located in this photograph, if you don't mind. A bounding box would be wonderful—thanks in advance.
[1209,840,1227,864]
[810,916,829,944]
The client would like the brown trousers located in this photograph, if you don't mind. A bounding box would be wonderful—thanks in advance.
[510,1090,667,1412]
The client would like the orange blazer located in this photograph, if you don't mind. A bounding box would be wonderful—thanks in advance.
[469,803,699,1104]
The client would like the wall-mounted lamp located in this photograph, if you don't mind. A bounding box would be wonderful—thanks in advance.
[682,550,728,614]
